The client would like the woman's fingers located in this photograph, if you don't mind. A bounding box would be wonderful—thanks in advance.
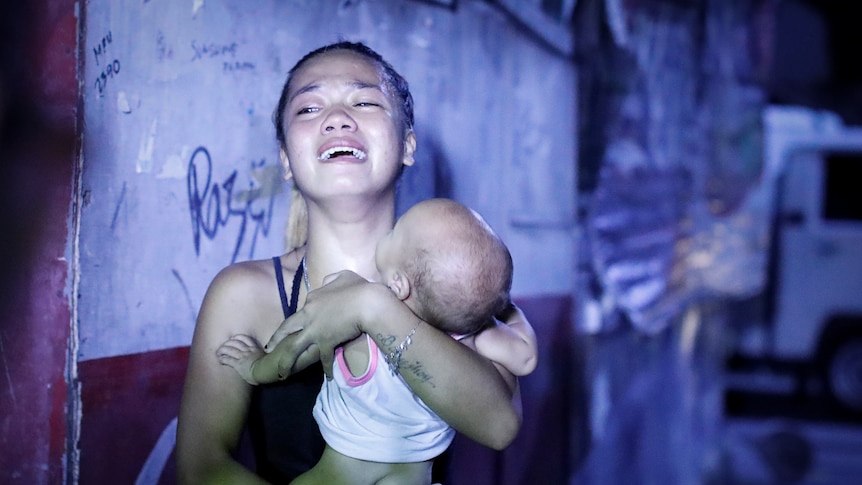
[265,317,304,351]
[319,347,335,380]
[270,331,310,378]
[264,270,370,380]
[265,272,363,351]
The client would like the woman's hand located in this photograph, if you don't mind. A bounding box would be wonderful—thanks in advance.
[264,270,381,378]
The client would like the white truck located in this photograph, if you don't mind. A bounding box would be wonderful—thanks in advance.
[735,106,862,413]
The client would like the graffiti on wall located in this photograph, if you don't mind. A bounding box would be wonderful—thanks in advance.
[92,30,121,96]
[187,146,280,264]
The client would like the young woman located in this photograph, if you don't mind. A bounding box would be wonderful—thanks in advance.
[176,42,522,484]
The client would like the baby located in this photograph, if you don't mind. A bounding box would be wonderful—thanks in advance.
[218,198,537,484]
[372,198,537,373]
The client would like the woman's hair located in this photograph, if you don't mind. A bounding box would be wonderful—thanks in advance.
[284,183,308,252]
[277,41,415,252]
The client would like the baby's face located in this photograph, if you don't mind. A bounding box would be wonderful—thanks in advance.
[375,211,417,285]
[375,201,448,287]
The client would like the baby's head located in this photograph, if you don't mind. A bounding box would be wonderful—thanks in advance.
[375,199,512,336]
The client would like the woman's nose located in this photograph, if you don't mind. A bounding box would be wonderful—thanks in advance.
[322,108,356,133]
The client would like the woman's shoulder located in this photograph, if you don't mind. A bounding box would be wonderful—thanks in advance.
[210,258,273,290]
[197,254,302,337]
[206,251,303,301]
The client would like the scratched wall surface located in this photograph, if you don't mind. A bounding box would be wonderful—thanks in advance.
[76,1,577,483]
[77,0,576,362]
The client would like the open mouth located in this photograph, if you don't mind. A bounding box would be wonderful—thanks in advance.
[318,146,367,161]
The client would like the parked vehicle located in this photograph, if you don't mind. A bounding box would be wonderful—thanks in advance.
[736,106,862,413]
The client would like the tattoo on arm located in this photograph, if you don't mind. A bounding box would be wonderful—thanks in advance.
[376,332,436,388]
[403,360,436,388]
[378,333,397,348]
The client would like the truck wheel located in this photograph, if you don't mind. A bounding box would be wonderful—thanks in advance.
[826,337,862,412]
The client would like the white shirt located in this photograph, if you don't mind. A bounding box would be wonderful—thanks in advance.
[312,335,454,463]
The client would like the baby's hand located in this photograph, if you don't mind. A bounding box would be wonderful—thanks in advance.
[216,334,265,385]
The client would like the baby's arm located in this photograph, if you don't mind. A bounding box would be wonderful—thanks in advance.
[471,303,538,377]
[217,334,321,384]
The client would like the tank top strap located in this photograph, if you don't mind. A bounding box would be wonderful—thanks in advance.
[252,256,323,483]
[272,256,304,318]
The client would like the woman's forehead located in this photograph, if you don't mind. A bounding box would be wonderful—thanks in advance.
[289,50,383,94]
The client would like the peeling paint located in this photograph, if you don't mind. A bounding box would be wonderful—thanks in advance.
[117,91,131,114]
[244,164,284,200]
[136,119,157,174]
[157,145,190,179]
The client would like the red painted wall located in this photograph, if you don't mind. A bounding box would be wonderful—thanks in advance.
[0,1,77,483]
[78,347,189,484]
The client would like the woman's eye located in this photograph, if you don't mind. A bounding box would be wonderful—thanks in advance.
[355,102,379,108]
[296,106,319,115]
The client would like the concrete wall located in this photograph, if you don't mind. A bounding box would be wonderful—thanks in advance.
[0,0,778,484]
[73,1,577,483]
[76,0,576,362]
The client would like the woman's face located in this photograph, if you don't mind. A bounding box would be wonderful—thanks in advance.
[280,50,415,202]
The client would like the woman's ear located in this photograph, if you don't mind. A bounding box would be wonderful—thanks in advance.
[401,130,416,168]
[387,270,412,301]
[279,148,293,180]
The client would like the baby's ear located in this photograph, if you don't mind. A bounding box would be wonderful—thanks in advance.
[387,270,412,301]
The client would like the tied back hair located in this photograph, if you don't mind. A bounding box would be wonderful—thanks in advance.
[285,183,307,252]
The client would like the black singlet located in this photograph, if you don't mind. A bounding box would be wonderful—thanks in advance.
[246,257,326,482]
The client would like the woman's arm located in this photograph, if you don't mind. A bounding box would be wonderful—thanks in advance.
[367,294,522,449]
[266,271,522,449]
[176,265,270,485]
